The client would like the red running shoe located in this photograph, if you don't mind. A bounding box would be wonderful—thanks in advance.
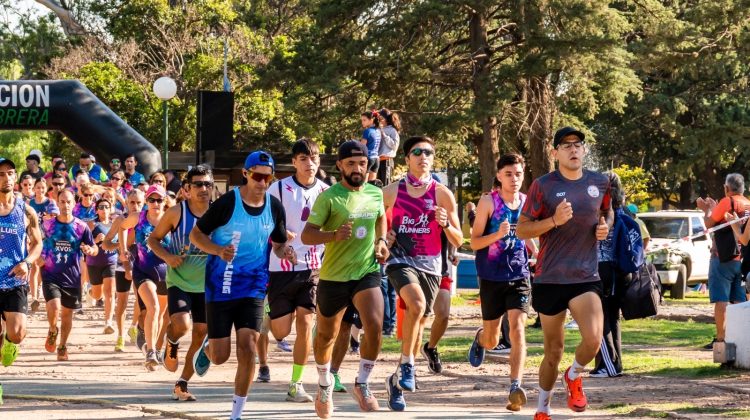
[562,366,587,412]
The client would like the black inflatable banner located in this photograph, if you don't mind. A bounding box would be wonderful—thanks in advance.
[0,80,161,176]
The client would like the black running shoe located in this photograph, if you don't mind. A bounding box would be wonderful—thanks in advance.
[421,342,442,373]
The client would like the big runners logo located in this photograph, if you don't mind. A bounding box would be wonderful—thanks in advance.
[397,214,432,234]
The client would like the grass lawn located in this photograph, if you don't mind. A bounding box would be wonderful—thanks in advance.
[604,402,750,418]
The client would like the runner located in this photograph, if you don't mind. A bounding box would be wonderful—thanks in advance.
[123,154,146,188]
[28,178,59,312]
[381,136,462,411]
[86,198,119,335]
[268,139,328,403]
[421,232,457,375]
[300,140,389,419]
[190,151,295,420]
[0,157,43,402]
[41,189,98,361]
[18,175,34,201]
[117,185,171,370]
[147,165,212,401]
[467,153,532,411]
[516,127,611,420]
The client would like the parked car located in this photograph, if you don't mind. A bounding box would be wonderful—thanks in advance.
[637,210,711,299]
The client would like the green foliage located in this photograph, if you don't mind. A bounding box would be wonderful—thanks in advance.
[612,164,652,206]
[0,131,48,169]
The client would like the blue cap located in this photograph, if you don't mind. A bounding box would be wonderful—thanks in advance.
[244,151,274,171]
[626,204,638,214]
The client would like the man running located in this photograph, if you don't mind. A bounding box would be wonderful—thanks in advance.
[301,140,389,419]
[41,189,98,361]
[148,165,212,401]
[381,136,462,411]
[516,127,611,420]
[268,139,328,403]
[468,153,532,411]
[0,157,42,377]
[190,151,295,420]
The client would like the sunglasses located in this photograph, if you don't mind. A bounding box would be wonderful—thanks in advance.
[152,179,165,184]
[111,159,120,164]
[83,193,95,198]
[52,182,65,187]
[410,147,435,157]
[191,181,214,188]
[248,172,273,184]
[56,167,67,171]
[97,205,111,210]
[147,197,164,204]
[111,176,123,181]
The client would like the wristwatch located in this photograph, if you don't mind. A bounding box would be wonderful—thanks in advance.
[376,237,388,245]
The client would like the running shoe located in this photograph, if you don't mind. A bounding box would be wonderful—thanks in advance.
[589,368,622,378]
[156,349,164,365]
[114,336,125,352]
[127,325,138,344]
[75,308,84,316]
[44,329,58,353]
[315,383,334,419]
[257,365,271,382]
[562,366,587,412]
[468,327,485,367]
[421,342,442,373]
[396,362,415,392]
[193,336,211,377]
[30,299,40,313]
[332,372,347,392]
[96,298,104,307]
[103,322,115,335]
[487,342,511,355]
[172,380,197,401]
[287,382,314,403]
[506,384,527,411]
[385,373,405,411]
[351,381,379,412]
[57,345,68,361]
[276,339,292,352]
[136,327,146,354]
[704,337,717,350]
[533,412,551,420]
[1,336,18,367]
[349,336,360,355]
[145,349,159,371]
[164,340,179,372]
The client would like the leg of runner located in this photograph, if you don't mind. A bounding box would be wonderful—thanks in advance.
[102,276,115,334]
[563,292,603,412]
[114,273,129,351]
[44,297,60,354]
[57,306,74,360]
[537,311,566,418]
[174,322,207,401]
[232,328,259,419]
[330,320,351,392]
[394,282,425,393]
[351,286,383,412]
[424,288,450,373]
[138,282,160,370]
[506,310,528,410]
[313,308,346,419]
[155,295,169,356]
[29,264,41,312]
[1,311,26,367]
[271,307,315,402]
[165,311,190,373]
[256,316,270,382]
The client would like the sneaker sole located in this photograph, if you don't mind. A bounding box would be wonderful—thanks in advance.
[507,388,527,411]
[192,338,210,377]
[315,389,334,419]
[384,375,405,412]
[350,387,378,412]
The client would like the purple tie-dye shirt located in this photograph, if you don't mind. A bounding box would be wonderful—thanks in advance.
[41,217,94,288]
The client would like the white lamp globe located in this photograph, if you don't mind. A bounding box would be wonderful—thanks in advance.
[153,77,177,100]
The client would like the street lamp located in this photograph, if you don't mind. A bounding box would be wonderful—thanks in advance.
[152,76,177,170]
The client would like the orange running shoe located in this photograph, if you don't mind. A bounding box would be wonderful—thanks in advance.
[56,345,68,361]
[562,366,587,412]
[45,329,58,353]
[534,412,552,420]
[315,383,334,419]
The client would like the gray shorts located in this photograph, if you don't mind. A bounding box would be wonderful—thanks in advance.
[386,264,440,316]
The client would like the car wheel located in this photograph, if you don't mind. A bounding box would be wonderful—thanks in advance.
[671,264,687,299]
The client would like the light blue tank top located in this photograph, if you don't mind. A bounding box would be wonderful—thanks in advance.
[0,198,28,289]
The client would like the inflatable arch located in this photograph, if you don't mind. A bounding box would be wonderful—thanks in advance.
[0,80,161,175]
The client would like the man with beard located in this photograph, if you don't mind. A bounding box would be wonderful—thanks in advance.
[301,141,389,419]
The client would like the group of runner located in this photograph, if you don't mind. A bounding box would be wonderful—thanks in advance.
[0,125,612,420]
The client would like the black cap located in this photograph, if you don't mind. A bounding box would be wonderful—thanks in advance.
[338,141,368,161]
[553,127,585,148]
[0,158,16,169]
[25,154,40,164]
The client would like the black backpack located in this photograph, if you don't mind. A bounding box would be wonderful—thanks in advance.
[620,263,660,320]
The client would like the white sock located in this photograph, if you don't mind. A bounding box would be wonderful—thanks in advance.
[400,354,415,365]
[537,388,552,414]
[568,359,585,381]
[317,362,332,386]
[357,358,375,384]
[231,394,246,419]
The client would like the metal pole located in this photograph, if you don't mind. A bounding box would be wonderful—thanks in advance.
[163,100,169,170]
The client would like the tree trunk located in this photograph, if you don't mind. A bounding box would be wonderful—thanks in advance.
[526,76,554,181]
[469,6,499,192]
[701,163,723,200]
[678,179,693,209]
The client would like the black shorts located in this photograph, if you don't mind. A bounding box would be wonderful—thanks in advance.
[135,278,168,310]
[531,281,603,316]
[42,282,81,310]
[167,287,206,324]
[342,304,362,329]
[387,264,441,316]
[115,271,132,293]
[87,264,116,286]
[268,270,318,319]
[206,297,264,339]
[0,284,28,314]
[479,278,531,320]
[367,157,380,173]
[317,271,381,318]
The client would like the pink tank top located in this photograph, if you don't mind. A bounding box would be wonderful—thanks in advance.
[388,179,442,276]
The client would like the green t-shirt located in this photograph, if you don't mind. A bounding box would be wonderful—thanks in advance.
[166,256,206,293]
[307,183,384,282]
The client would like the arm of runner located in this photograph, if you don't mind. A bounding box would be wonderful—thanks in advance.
[80,226,98,257]
[148,205,184,268]
[470,194,504,250]
[375,211,390,263]
[10,204,43,279]
[190,225,234,262]
[436,185,463,248]
[102,215,125,252]
[301,189,344,245]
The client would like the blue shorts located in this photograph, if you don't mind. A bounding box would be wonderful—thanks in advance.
[708,257,747,303]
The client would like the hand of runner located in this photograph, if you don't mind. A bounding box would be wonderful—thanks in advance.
[286,230,297,241]
[498,220,511,238]
[95,233,105,244]
[335,222,352,241]
[725,211,738,222]
[282,245,298,265]
[9,261,29,279]
[164,253,185,268]
[595,216,609,240]
[435,206,448,228]
[553,198,573,226]
[220,244,236,262]
[386,229,397,247]
[119,251,130,263]
[375,240,390,263]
